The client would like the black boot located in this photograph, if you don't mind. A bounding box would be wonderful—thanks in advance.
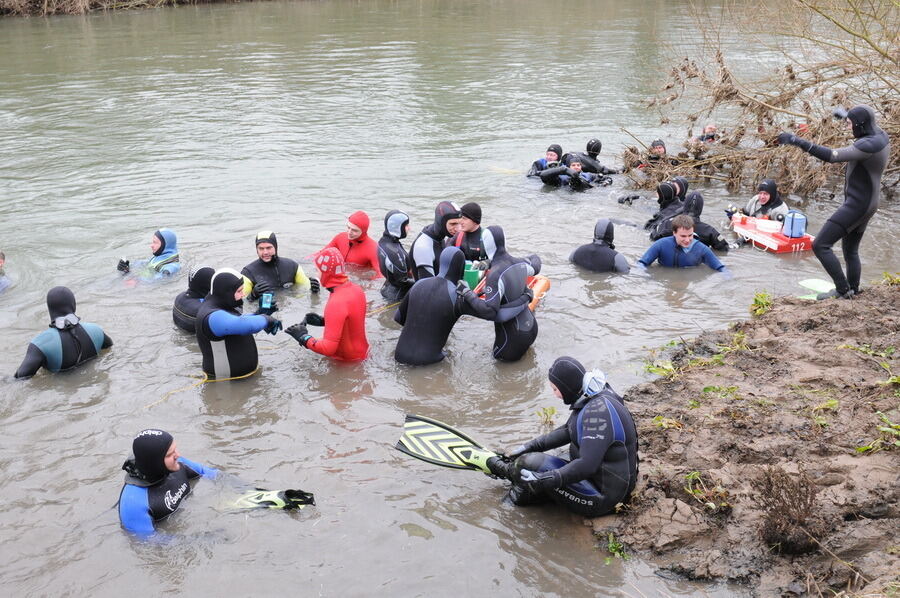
[816,288,853,300]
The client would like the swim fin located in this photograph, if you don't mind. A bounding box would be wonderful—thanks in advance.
[395,414,499,473]
[230,488,315,510]
[798,278,835,300]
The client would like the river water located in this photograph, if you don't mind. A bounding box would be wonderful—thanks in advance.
[1,0,896,595]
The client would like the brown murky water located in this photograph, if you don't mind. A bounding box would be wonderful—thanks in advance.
[1,0,895,595]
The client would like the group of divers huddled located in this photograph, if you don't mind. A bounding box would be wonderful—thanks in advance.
[6,105,889,537]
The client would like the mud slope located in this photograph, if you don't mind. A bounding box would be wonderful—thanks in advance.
[593,283,900,597]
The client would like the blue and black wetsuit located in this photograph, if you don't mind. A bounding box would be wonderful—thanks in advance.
[782,105,889,295]
[409,201,461,280]
[118,456,218,536]
[479,226,540,362]
[539,165,607,191]
[569,219,631,273]
[492,358,639,517]
[172,266,214,333]
[15,286,112,379]
[196,270,270,379]
[132,228,181,281]
[639,236,727,272]
[394,247,496,365]
[526,144,564,177]
[377,210,415,302]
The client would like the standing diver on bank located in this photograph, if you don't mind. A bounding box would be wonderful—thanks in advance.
[394,246,497,365]
[241,231,319,301]
[777,105,889,299]
[478,225,542,362]
[484,357,638,517]
[117,228,181,281]
[172,266,215,333]
[14,286,113,379]
[377,210,416,302]
[195,268,282,380]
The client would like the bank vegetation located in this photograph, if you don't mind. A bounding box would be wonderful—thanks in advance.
[625,0,899,198]
[0,0,231,16]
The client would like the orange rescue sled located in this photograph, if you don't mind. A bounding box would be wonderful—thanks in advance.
[474,274,551,311]
[731,215,815,254]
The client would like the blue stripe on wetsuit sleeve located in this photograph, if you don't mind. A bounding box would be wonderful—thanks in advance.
[118,484,156,536]
[177,457,219,479]
[207,310,267,337]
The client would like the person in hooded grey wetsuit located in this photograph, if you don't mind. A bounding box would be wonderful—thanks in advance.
[778,105,889,299]
[569,219,631,273]
[409,201,461,280]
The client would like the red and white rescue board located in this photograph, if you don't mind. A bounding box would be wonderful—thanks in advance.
[731,215,815,254]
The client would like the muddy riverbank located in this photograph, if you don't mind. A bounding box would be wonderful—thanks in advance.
[591,282,900,596]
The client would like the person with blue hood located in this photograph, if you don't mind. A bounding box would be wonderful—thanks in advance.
[569,219,631,273]
[778,105,890,299]
[377,210,416,302]
[15,286,113,379]
[118,429,219,537]
[117,229,181,280]
[527,144,564,177]
[172,266,215,333]
[478,226,541,362]
[651,192,729,251]
[485,356,639,517]
[409,201,462,280]
[563,138,620,175]
[393,246,497,365]
[195,268,282,379]
[539,154,612,191]
[638,214,729,273]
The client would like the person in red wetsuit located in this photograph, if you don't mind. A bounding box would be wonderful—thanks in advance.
[322,210,382,277]
[284,248,369,361]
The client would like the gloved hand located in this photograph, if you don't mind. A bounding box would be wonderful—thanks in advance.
[777,132,798,146]
[564,167,577,177]
[505,444,532,460]
[304,312,325,326]
[597,175,613,186]
[617,194,640,205]
[253,280,274,297]
[117,259,130,273]
[309,278,321,294]
[472,260,490,271]
[456,280,473,297]
[546,161,559,168]
[833,107,848,120]
[724,204,739,219]
[285,323,311,347]
[254,301,279,316]
[519,469,558,493]
[263,316,282,335]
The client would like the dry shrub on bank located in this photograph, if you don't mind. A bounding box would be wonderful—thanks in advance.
[752,467,826,555]
[627,0,899,196]
[0,0,211,16]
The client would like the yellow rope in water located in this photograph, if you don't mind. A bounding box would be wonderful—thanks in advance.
[143,367,260,410]
[366,301,401,316]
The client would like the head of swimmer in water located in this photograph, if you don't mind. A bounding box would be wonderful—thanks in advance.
[131,429,179,483]
[0,251,5,270]
[703,123,717,136]
[568,155,583,173]
[346,211,370,242]
[546,144,562,163]
[150,233,162,255]
[459,202,482,233]
[671,214,696,248]
[757,179,778,205]
[255,231,279,263]
[650,139,667,156]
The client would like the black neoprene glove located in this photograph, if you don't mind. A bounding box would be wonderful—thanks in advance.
[285,323,311,347]
[304,313,325,326]
[519,469,559,493]
[777,132,798,146]
[309,278,321,293]
[117,259,130,273]
[262,316,282,335]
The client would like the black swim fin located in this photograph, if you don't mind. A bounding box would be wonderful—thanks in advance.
[395,414,498,473]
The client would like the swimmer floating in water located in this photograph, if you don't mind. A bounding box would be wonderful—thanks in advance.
[117,229,181,280]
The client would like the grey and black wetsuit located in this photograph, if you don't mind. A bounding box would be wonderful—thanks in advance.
[377,210,415,302]
[409,201,461,280]
[784,105,889,294]
[570,219,631,273]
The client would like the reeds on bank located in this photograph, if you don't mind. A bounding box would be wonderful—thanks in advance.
[1,0,220,16]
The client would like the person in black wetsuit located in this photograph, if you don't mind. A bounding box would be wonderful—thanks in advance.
[15,286,113,379]
[644,176,689,232]
[479,226,541,362]
[527,144,563,177]
[569,219,631,273]
[377,210,415,302]
[172,266,215,333]
[540,155,611,190]
[393,246,497,365]
[651,192,728,251]
[241,231,319,300]
[446,202,497,263]
[195,268,282,379]
[409,201,461,280]
[486,356,639,517]
[778,105,890,299]
[563,138,620,175]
